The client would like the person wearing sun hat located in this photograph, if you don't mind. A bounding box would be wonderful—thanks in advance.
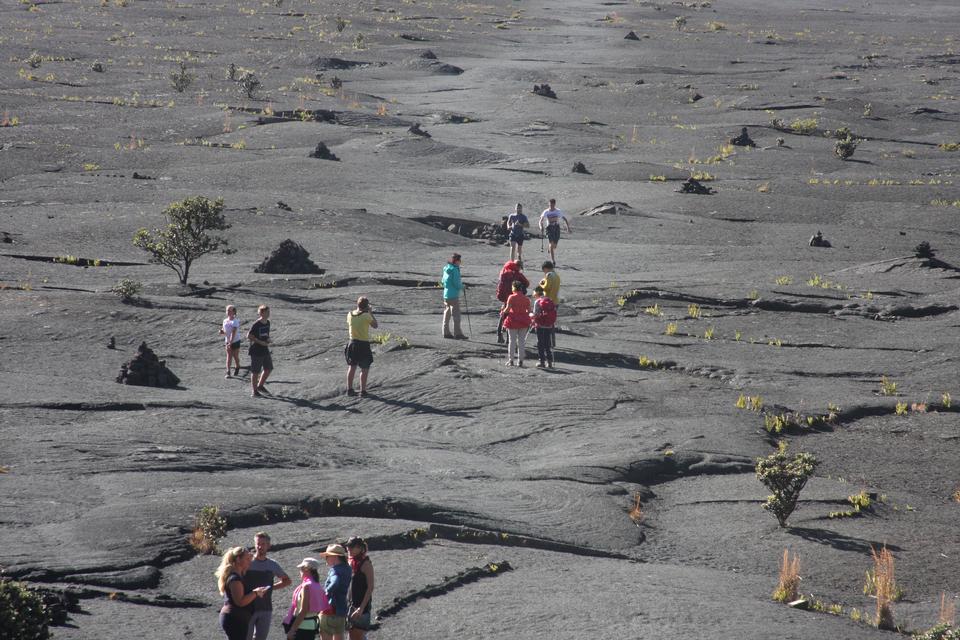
[283,558,328,640]
[318,544,352,640]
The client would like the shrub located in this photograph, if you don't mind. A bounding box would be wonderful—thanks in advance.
[188,505,227,554]
[880,376,897,396]
[940,592,956,626]
[133,196,233,285]
[169,61,194,93]
[913,624,960,640]
[790,117,818,134]
[772,549,800,602]
[628,493,644,524]
[870,545,897,629]
[0,578,51,639]
[835,135,858,160]
[674,15,687,31]
[755,441,818,527]
[110,278,142,301]
[237,71,261,98]
[915,241,936,259]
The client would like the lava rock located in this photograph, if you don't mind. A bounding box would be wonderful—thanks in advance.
[255,239,323,274]
[809,231,832,248]
[624,31,640,40]
[533,84,557,99]
[729,127,756,147]
[277,201,292,211]
[116,342,180,388]
[419,49,438,60]
[309,142,339,161]
[572,161,590,174]
[678,178,714,195]
[408,123,431,138]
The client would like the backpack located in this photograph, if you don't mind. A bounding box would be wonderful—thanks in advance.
[535,297,557,327]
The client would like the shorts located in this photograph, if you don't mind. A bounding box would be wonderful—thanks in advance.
[546,224,560,244]
[348,612,372,631]
[249,351,273,373]
[510,232,525,245]
[319,614,346,637]
[345,340,373,369]
[228,340,241,350]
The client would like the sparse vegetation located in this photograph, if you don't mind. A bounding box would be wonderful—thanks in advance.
[755,441,818,527]
[790,117,818,134]
[686,303,701,318]
[772,549,800,602]
[775,276,793,286]
[830,490,872,518]
[188,505,227,555]
[638,355,662,369]
[353,33,366,50]
[880,376,898,396]
[133,196,233,285]
[237,71,261,98]
[674,16,687,31]
[643,303,662,317]
[895,401,908,416]
[835,134,858,160]
[169,61,194,93]
[703,326,714,340]
[913,624,960,640]
[664,322,678,336]
[868,545,898,629]
[110,279,142,302]
[939,593,956,626]
[628,493,644,524]
[943,392,952,409]
[0,578,50,640]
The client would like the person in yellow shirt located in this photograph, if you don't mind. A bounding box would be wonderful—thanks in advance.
[538,261,560,303]
[345,297,378,397]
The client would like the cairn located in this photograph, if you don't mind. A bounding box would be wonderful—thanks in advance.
[255,239,323,274]
[308,142,339,161]
[116,342,180,388]
[533,84,557,99]
[678,177,715,195]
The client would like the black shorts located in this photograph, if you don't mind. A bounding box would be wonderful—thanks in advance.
[510,232,525,245]
[229,340,241,350]
[249,351,273,373]
[345,340,373,369]
[546,224,561,244]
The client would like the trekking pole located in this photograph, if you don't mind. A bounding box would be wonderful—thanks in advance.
[540,229,544,253]
[462,287,473,337]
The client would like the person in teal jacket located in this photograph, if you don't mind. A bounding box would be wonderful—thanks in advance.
[441,253,467,339]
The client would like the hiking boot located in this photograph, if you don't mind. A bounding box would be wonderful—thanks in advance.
[251,390,262,398]
[536,361,545,368]
[497,334,505,344]
[517,361,524,367]
[359,390,369,398]
[257,385,270,395]
[234,368,240,376]
[347,389,358,397]
[505,360,514,367]
[443,333,455,339]
[453,334,468,340]
[548,359,554,368]
[225,372,231,379]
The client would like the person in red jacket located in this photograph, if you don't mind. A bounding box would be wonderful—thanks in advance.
[495,260,528,344]
[500,280,532,366]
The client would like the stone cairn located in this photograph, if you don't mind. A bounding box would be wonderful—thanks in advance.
[116,342,180,388]
[255,239,323,274]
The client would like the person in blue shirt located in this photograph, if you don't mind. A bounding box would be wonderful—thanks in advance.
[441,253,467,339]
[506,203,529,262]
[318,544,352,640]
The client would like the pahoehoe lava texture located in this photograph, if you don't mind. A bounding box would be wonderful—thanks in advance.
[2,0,960,638]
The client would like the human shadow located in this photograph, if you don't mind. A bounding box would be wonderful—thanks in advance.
[366,393,472,417]
[788,526,904,555]
[266,393,359,413]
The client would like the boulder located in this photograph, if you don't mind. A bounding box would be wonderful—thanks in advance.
[255,239,323,274]
[533,84,557,99]
[116,342,180,388]
[309,142,339,161]
[678,178,714,195]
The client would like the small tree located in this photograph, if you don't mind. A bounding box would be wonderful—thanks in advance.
[133,196,232,285]
[756,441,818,527]
[0,578,51,640]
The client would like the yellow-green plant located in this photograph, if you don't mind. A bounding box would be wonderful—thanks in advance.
[775,276,793,286]
[895,401,907,416]
[703,327,714,340]
[880,376,897,396]
[687,303,701,318]
[638,355,660,369]
[772,549,800,602]
[665,322,678,336]
[790,117,818,134]
[643,304,662,317]
[942,392,951,408]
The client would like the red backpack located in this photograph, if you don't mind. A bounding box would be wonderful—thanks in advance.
[535,297,557,327]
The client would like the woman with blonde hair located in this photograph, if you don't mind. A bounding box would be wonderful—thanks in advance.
[215,546,270,640]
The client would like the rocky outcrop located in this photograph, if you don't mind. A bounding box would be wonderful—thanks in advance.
[116,342,180,388]
[255,239,323,274]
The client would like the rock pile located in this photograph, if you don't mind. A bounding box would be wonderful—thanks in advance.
[416,215,511,244]
[255,239,323,274]
[116,342,180,388]
[678,178,714,195]
[309,142,339,161]
[729,127,756,147]
[408,123,431,137]
[572,161,590,174]
[533,84,557,99]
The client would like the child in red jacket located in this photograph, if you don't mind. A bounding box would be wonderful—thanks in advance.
[495,260,528,344]
[500,281,531,366]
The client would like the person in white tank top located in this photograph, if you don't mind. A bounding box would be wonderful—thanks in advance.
[220,304,242,378]
[538,198,571,265]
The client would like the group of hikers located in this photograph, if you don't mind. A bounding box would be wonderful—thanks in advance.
[219,199,571,395]
[216,532,374,640]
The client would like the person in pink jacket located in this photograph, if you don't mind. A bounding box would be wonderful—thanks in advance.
[284,558,329,640]
[500,280,532,367]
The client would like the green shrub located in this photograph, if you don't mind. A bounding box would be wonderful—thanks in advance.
[188,505,227,554]
[169,61,194,93]
[914,624,960,640]
[110,279,142,301]
[755,441,818,527]
[0,578,51,640]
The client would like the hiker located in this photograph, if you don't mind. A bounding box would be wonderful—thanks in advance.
[220,304,242,378]
[245,532,292,640]
[345,297,378,397]
[495,260,529,344]
[538,198,571,265]
[441,253,467,339]
[506,203,529,262]
[319,544,352,640]
[247,305,273,397]
[215,546,270,640]
[283,558,327,640]
[500,280,532,366]
[539,261,561,347]
[809,230,832,248]
[346,537,375,640]
[531,285,557,368]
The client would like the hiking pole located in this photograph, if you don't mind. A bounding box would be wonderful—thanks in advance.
[540,230,544,253]
[462,287,473,337]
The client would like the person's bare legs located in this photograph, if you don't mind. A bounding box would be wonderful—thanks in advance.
[359,367,370,392]
[231,345,240,375]
[225,344,234,377]
[257,368,271,391]
[548,241,557,265]
[347,363,357,391]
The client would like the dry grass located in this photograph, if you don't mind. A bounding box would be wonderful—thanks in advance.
[188,528,218,554]
[871,545,896,629]
[628,493,644,525]
[772,549,801,602]
[940,592,956,626]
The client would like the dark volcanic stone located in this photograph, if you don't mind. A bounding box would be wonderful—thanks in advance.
[309,142,339,161]
[116,342,180,388]
[678,178,714,195]
[572,161,590,174]
[408,123,431,138]
[419,50,438,60]
[313,57,369,70]
[624,31,640,40]
[533,84,557,99]
[729,127,756,147]
[255,239,323,274]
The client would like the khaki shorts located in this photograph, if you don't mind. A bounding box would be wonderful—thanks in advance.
[319,614,346,636]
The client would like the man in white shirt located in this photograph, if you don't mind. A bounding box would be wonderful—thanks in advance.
[538,198,571,265]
